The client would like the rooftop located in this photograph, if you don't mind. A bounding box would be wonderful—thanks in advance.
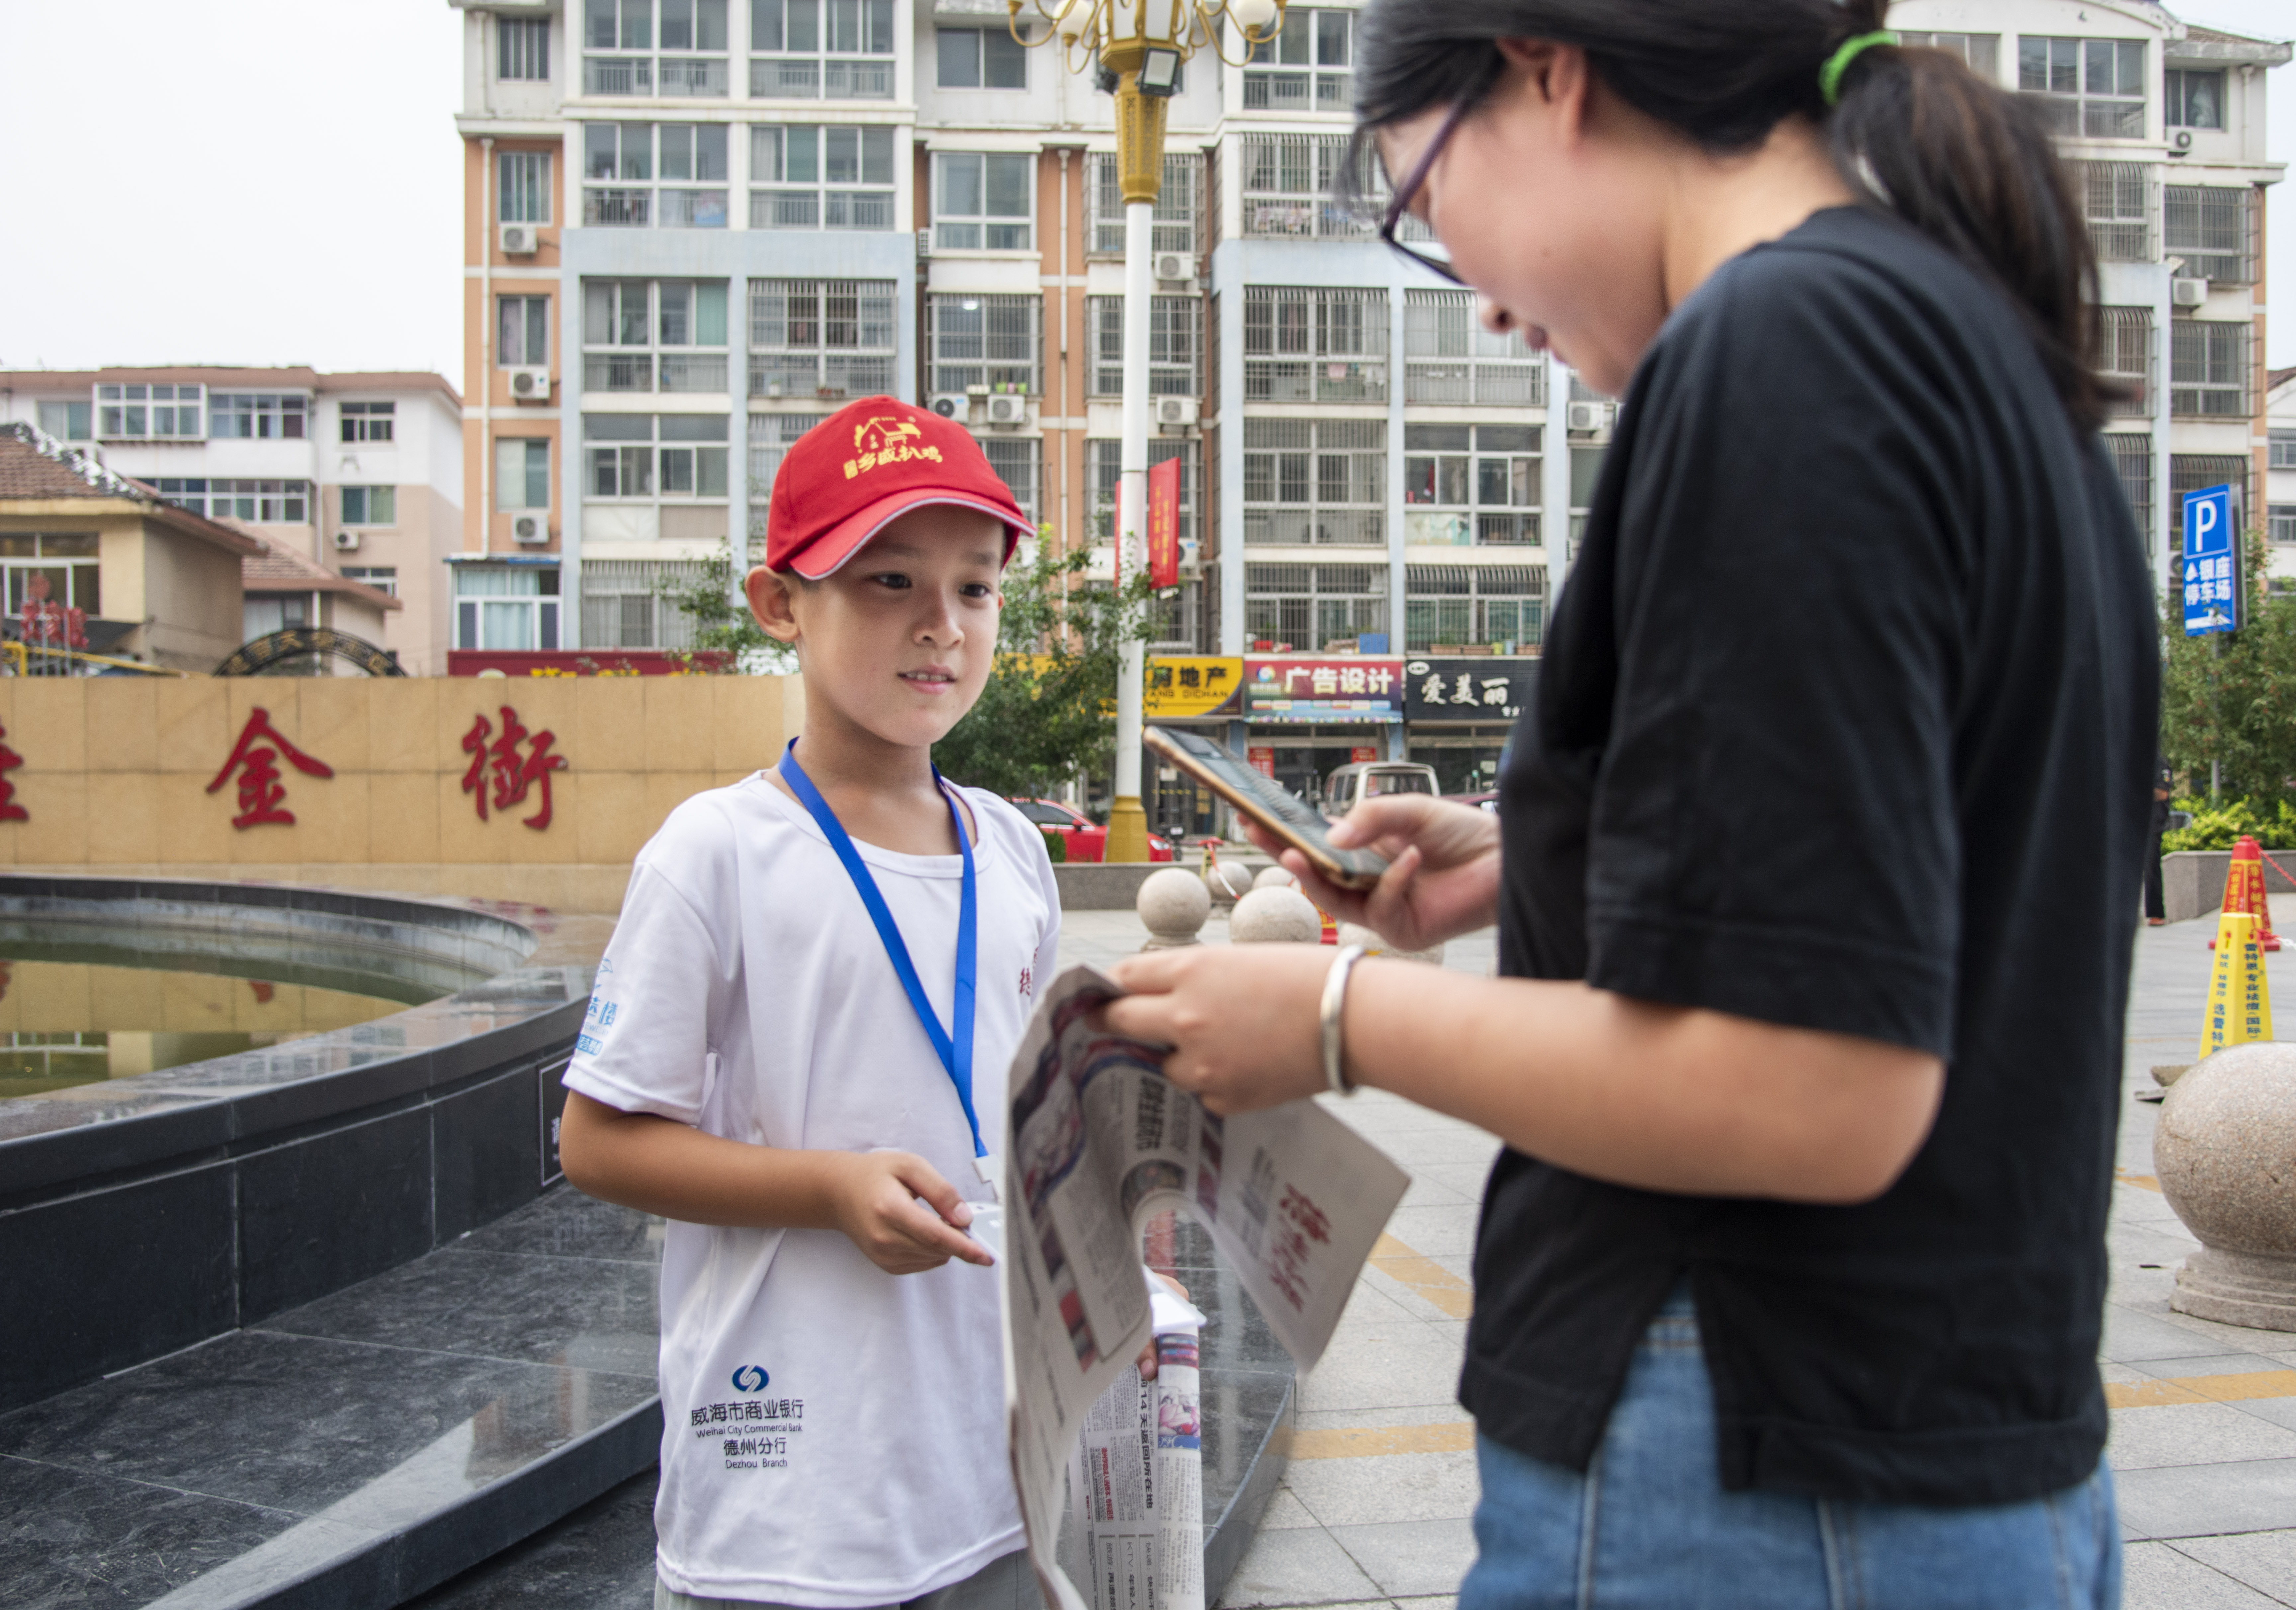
[0,366,461,407]
[0,423,260,556]
[243,533,402,610]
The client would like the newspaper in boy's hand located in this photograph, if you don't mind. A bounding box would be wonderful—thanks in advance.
[999,964,1412,1610]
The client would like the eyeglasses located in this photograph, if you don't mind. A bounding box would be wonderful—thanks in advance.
[1378,99,1473,285]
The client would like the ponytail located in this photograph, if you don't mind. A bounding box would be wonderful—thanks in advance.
[1351,0,2112,430]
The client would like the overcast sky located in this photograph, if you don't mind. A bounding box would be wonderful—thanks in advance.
[0,0,2289,381]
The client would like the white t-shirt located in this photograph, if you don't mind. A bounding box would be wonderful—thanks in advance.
[563,771,1062,1607]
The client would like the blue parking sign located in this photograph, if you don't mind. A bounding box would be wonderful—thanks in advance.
[2183,484,2237,637]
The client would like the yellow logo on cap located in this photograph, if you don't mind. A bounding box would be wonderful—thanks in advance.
[843,416,945,480]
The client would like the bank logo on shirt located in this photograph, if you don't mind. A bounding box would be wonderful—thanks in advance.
[731,1364,771,1393]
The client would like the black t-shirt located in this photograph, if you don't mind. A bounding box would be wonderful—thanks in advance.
[1468,207,2158,1506]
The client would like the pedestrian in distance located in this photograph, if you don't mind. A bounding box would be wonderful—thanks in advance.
[557,396,1070,1610]
[2146,756,2174,925]
[1101,4,2156,1607]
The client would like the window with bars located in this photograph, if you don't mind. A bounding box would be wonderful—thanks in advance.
[749,0,895,99]
[500,16,550,80]
[1244,7,1352,112]
[583,123,728,226]
[1243,419,1384,547]
[2099,307,2153,418]
[1244,563,1387,647]
[1088,297,1200,397]
[583,279,730,393]
[584,413,730,500]
[934,152,1033,250]
[2165,186,2256,284]
[1147,580,1213,654]
[1087,152,1203,256]
[1238,134,1378,240]
[584,0,729,96]
[1087,440,1199,546]
[979,437,1040,527]
[1403,425,1541,547]
[1404,565,1544,652]
[2019,36,2145,138]
[500,151,552,222]
[746,413,828,542]
[581,560,709,650]
[749,279,897,401]
[2171,321,2248,419]
[751,124,895,229]
[927,294,1042,395]
[2075,161,2151,261]
[2172,455,2249,542]
[1898,32,1999,78]
[500,295,550,367]
[1403,291,1543,407]
[2104,433,2153,554]
[1244,287,1388,404]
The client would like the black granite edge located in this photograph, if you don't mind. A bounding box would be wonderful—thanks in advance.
[0,874,546,948]
[1204,1373,1295,1607]
[228,1397,665,1610]
[0,893,536,980]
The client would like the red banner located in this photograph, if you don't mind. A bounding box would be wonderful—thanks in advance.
[447,650,731,677]
[1147,457,1181,590]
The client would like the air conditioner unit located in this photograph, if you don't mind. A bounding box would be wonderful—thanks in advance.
[984,393,1029,427]
[499,223,540,256]
[333,529,361,551]
[1154,395,1199,430]
[1153,251,1195,283]
[2171,277,2210,309]
[1178,538,1202,578]
[1565,401,1614,433]
[929,393,968,419]
[507,366,552,401]
[512,514,548,544]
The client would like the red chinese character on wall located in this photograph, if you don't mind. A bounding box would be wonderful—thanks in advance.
[460,705,568,831]
[206,707,334,828]
[0,722,28,823]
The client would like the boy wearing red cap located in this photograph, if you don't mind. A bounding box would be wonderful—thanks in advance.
[558,399,1058,1609]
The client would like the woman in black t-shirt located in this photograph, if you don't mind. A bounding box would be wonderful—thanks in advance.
[1105,3,2156,1606]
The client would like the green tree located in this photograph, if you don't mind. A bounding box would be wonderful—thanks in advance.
[932,535,1162,801]
[656,540,797,674]
[2159,524,2296,803]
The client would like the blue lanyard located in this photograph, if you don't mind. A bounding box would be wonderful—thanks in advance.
[777,741,985,1164]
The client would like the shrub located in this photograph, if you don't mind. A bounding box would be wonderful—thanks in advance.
[1041,828,1067,864]
[2161,795,2296,853]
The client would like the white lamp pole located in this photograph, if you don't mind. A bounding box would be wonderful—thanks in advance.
[1011,0,1284,862]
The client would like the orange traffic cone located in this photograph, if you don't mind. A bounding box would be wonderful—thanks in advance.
[2208,837,2284,952]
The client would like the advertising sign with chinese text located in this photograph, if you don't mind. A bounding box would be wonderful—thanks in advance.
[2183,484,2238,638]
[1243,657,1405,724]
[1147,458,1181,591]
[1403,658,1538,724]
[1145,657,1242,720]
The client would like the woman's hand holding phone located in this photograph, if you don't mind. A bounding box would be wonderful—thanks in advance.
[1248,794,1503,952]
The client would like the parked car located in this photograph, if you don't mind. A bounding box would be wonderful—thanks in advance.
[1321,761,1441,820]
[1007,798,1175,863]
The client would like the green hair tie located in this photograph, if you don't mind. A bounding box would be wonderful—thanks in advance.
[1820,30,1898,107]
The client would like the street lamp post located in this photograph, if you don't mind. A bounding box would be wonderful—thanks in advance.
[1010,0,1283,861]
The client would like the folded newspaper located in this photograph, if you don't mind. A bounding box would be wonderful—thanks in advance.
[1000,964,1412,1610]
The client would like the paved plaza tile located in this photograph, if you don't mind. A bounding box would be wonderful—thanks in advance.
[1050,911,2296,1610]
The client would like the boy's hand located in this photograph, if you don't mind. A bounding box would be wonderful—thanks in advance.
[831,1151,994,1274]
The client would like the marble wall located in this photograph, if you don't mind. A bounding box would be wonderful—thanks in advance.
[0,674,804,913]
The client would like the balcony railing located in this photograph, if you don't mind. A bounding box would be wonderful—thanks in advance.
[1477,511,1539,544]
[659,57,729,96]
[660,353,730,392]
[824,59,893,98]
[1246,360,1387,404]
[584,56,653,94]
[583,188,650,227]
[749,352,898,400]
[584,353,653,392]
[1243,70,1352,111]
[748,189,896,231]
[1244,508,1385,546]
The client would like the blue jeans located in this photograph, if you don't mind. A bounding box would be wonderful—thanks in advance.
[1460,1288,2120,1610]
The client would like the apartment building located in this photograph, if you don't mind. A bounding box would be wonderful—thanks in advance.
[2270,366,2295,561]
[448,0,2282,786]
[0,368,464,674]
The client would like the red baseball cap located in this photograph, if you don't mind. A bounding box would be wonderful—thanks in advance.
[764,396,1033,579]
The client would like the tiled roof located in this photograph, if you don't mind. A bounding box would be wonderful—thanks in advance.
[0,365,459,408]
[2270,366,2295,397]
[242,535,402,611]
[0,422,261,555]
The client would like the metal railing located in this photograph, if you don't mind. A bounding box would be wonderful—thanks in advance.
[584,353,654,392]
[659,57,728,96]
[583,188,651,227]
[583,56,653,94]
[1244,508,1384,546]
[658,189,729,228]
[659,353,729,392]
[2077,161,2153,263]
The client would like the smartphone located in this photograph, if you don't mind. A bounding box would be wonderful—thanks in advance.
[1143,725,1389,891]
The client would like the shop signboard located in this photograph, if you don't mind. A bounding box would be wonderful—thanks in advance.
[1145,656,1243,720]
[1403,657,1537,723]
[1243,657,1405,724]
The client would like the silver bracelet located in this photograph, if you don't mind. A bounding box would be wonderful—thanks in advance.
[1320,945,1369,1098]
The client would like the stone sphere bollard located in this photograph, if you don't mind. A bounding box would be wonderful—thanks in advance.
[2156,1040,2296,1330]
[1229,886,1321,944]
[1253,864,1298,892]
[1337,921,1445,969]
[1137,867,1212,950]
[1202,858,1255,906]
